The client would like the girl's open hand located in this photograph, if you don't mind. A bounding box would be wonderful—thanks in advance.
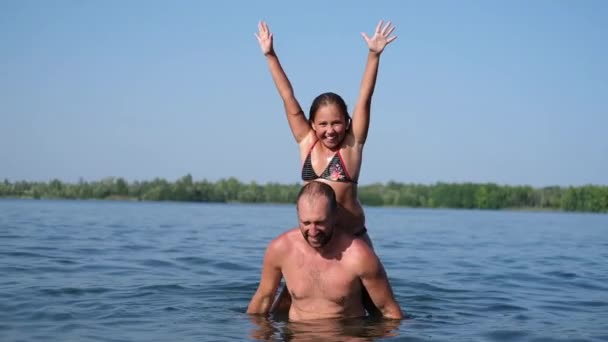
[361,20,397,55]
[255,21,274,55]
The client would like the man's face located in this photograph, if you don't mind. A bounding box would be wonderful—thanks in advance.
[297,196,335,249]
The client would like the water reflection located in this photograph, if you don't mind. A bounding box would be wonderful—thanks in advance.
[249,315,401,341]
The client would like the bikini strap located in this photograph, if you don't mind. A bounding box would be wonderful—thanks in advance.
[307,139,319,155]
[336,150,353,181]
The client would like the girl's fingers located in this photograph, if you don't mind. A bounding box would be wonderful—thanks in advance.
[375,20,383,33]
[381,21,392,35]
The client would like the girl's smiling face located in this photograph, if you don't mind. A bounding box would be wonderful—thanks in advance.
[311,103,348,150]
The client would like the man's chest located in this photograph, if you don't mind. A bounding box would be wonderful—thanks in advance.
[282,254,360,303]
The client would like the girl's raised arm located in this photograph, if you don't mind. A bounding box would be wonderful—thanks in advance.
[351,20,397,146]
[256,21,311,144]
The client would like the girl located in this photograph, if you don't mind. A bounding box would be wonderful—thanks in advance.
[255,20,397,315]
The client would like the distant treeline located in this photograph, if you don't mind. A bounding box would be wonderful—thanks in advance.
[1,175,607,213]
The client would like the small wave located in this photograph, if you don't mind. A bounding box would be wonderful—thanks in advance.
[105,266,148,276]
[479,303,528,312]
[410,294,439,302]
[381,241,404,248]
[538,300,608,312]
[40,287,111,296]
[406,281,471,294]
[0,266,31,273]
[483,329,530,341]
[215,281,254,292]
[591,334,608,341]
[138,284,187,292]
[100,319,156,327]
[453,310,485,318]
[0,234,22,239]
[528,334,591,342]
[77,264,140,273]
[514,313,530,321]
[118,244,153,251]
[23,246,57,251]
[1,251,48,258]
[53,259,78,265]
[29,310,74,321]
[43,235,72,241]
[139,259,177,268]
[570,280,608,292]
[211,260,250,272]
[574,300,608,307]
[32,266,79,274]
[544,271,578,279]
[74,247,103,254]
[175,256,213,266]
[108,290,155,299]
[54,323,85,333]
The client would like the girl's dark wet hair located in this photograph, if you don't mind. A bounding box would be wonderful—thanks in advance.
[308,92,351,128]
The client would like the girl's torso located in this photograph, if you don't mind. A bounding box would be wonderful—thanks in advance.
[299,134,366,235]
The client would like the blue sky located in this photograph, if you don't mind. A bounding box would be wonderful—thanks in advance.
[1,1,606,187]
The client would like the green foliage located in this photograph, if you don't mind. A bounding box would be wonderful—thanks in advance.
[1,176,607,213]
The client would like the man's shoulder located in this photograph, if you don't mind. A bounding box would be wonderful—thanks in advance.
[342,236,378,270]
[267,227,300,253]
[346,237,376,258]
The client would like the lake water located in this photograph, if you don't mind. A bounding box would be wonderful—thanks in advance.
[1,199,607,341]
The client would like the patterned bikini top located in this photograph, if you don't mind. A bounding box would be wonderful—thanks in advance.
[301,140,355,183]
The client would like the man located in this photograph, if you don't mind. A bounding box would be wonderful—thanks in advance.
[247,181,403,321]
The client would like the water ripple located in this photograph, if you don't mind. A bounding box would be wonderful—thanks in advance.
[482,329,530,341]
[1,200,607,341]
[40,287,112,296]
[174,256,213,265]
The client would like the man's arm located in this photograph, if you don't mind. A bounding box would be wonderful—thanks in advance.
[356,245,404,319]
[247,238,285,315]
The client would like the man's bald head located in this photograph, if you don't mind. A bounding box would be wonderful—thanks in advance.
[296,181,338,214]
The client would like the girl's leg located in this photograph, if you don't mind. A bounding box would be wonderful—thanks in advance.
[270,283,292,315]
[356,229,382,316]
